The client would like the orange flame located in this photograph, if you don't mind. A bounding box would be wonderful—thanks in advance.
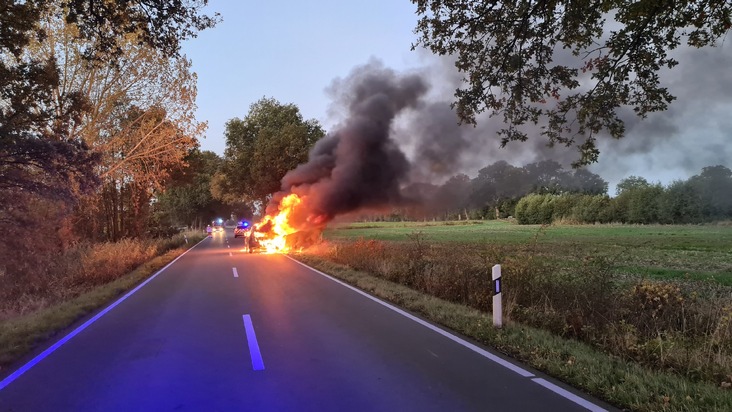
[254,193,302,253]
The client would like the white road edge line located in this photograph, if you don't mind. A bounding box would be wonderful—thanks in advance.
[242,315,265,370]
[285,257,531,376]
[286,256,608,412]
[532,378,607,412]
[233,267,239,278]
[0,237,208,392]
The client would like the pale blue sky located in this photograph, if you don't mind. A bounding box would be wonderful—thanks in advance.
[182,0,422,156]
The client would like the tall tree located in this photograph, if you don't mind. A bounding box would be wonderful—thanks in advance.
[0,0,214,277]
[29,10,205,177]
[613,176,662,223]
[1,0,216,192]
[213,98,325,207]
[522,160,568,194]
[91,105,199,239]
[659,179,703,223]
[469,160,527,208]
[0,2,99,208]
[25,9,205,240]
[412,0,732,165]
[616,175,652,195]
[566,169,608,195]
[1,0,215,240]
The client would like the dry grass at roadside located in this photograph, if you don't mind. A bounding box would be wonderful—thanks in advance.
[294,253,732,412]
[0,231,201,320]
[315,236,732,386]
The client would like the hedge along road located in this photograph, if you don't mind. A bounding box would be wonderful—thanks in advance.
[0,231,614,411]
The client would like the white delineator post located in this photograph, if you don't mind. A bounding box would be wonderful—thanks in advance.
[492,264,502,328]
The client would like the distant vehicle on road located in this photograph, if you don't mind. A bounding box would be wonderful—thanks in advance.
[234,221,250,238]
[213,225,224,233]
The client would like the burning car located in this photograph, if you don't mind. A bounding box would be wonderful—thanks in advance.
[244,229,262,253]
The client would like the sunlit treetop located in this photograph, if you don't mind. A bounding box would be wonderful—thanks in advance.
[412,0,732,166]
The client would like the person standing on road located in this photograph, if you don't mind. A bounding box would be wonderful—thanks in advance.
[206,225,212,237]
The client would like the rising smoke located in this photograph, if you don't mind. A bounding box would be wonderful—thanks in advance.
[266,40,732,230]
[593,43,732,190]
[266,62,428,230]
[401,42,732,193]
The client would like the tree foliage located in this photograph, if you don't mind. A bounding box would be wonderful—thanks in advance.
[1,0,213,246]
[23,8,206,241]
[0,3,99,210]
[1,0,214,222]
[691,165,732,218]
[418,160,607,220]
[62,0,218,60]
[154,150,245,230]
[511,165,732,225]
[213,98,325,206]
[412,0,732,165]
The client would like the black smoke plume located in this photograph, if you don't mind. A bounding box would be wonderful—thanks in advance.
[265,62,428,229]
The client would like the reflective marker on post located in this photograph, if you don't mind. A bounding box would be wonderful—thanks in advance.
[492,264,502,328]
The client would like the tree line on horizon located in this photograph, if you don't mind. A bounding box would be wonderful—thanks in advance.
[514,165,732,225]
[362,162,732,225]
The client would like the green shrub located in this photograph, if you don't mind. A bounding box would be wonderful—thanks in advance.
[570,195,612,223]
[516,194,554,224]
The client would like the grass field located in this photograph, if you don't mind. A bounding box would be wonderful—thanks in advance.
[324,220,732,285]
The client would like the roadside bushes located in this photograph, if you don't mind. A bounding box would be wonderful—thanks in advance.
[306,237,732,385]
[0,231,201,320]
[327,238,494,311]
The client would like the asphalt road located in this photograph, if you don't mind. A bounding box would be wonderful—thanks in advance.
[0,231,613,411]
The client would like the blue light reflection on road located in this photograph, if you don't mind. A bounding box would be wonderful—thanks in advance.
[242,314,265,371]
